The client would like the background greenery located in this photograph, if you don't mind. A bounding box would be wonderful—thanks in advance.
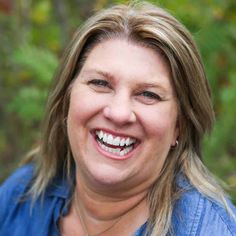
[0,0,235,202]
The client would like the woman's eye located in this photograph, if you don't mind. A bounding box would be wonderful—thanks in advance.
[142,91,160,99]
[137,91,162,104]
[88,79,110,87]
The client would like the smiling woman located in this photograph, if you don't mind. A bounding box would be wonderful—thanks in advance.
[0,2,236,236]
[67,39,178,192]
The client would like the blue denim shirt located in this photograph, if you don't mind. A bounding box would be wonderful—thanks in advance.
[0,164,236,236]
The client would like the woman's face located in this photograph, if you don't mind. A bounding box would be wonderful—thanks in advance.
[67,39,178,195]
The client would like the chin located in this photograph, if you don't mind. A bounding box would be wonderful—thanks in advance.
[86,163,131,187]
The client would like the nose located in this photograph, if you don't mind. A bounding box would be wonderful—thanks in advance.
[103,92,136,125]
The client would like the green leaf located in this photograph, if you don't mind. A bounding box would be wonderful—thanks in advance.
[13,45,58,85]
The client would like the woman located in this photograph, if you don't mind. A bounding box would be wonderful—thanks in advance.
[0,2,236,236]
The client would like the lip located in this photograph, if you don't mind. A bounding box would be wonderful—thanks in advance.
[91,128,140,160]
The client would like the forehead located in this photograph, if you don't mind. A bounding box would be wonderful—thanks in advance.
[80,38,173,90]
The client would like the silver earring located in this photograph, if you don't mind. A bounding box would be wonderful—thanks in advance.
[63,117,68,126]
[171,140,178,148]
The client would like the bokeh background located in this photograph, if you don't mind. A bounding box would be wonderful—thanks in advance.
[0,0,235,202]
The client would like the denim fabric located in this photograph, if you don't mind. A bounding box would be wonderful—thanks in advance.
[0,164,236,236]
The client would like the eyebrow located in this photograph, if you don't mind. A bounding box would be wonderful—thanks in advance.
[135,82,169,94]
[81,69,115,81]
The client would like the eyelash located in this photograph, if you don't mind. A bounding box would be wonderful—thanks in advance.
[138,91,161,100]
[88,79,110,87]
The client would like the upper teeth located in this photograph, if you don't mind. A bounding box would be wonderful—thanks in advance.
[96,130,136,147]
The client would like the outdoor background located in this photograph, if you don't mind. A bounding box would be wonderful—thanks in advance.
[0,0,235,202]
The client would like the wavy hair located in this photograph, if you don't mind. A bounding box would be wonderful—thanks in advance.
[25,2,229,235]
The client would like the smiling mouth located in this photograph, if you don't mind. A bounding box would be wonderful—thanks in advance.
[94,130,138,157]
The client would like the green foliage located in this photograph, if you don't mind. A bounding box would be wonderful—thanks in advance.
[0,0,235,201]
[13,45,58,85]
[7,87,47,125]
[7,45,58,126]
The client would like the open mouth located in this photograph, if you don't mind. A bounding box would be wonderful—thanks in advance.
[94,130,138,157]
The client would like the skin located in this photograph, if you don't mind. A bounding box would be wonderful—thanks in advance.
[61,38,179,235]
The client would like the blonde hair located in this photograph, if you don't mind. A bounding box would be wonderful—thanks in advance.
[24,2,231,235]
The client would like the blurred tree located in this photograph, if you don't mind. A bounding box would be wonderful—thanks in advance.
[0,0,235,201]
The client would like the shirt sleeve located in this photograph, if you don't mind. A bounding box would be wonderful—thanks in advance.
[195,198,236,236]
[0,164,34,232]
[0,164,67,236]
[171,183,236,236]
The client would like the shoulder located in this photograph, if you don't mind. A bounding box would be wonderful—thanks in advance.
[0,164,35,235]
[0,164,34,198]
[0,164,34,217]
[0,164,34,197]
[0,164,71,236]
[171,175,236,236]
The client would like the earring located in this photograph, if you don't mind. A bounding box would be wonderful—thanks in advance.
[171,140,179,148]
[63,117,68,127]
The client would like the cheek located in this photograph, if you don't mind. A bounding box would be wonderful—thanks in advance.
[67,89,93,148]
[67,91,93,161]
[68,88,103,125]
[142,109,177,138]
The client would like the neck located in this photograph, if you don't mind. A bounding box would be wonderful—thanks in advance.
[73,175,149,235]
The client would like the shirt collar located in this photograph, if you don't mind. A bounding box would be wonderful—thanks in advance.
[45,167,75,199]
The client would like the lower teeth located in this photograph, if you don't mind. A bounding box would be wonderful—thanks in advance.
[97,141,133,156]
